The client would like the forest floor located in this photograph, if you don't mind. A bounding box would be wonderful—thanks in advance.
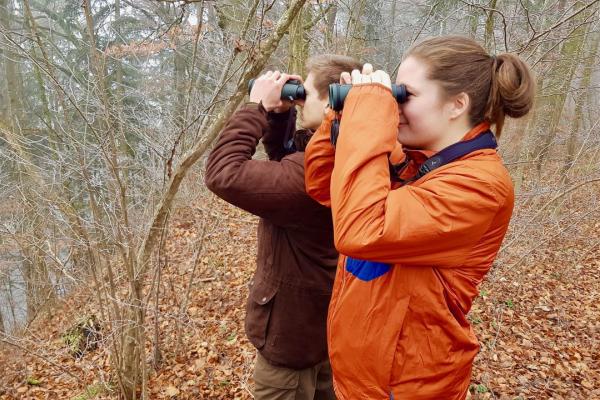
[1,193,599,400]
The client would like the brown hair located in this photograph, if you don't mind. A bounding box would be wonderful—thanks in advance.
[306,54,362,99]
[406,36,535,137]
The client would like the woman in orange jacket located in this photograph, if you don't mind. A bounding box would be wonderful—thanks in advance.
[304,36,535,399]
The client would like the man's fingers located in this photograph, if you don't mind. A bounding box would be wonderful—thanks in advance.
[276,73,289,84]
[362,63,373,75]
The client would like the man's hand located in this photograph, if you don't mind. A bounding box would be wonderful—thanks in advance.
[249,70,303,113]
[341,63,391,89]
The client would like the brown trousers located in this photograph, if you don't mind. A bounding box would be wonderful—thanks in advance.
[252,353,336,400]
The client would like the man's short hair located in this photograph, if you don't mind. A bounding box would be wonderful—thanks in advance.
[306,55,362,100]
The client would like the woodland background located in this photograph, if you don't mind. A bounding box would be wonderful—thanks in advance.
[0,0,599,399]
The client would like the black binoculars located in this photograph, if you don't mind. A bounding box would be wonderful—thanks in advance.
[247,79,408,111]
[248,79,306,101]
[328,83,408,111]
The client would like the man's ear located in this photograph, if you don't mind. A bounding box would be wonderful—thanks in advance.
[449,92,470,120]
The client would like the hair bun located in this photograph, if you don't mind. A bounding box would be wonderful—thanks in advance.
[495,53,535,119]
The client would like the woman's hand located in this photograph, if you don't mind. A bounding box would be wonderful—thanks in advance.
[249,70,303,113]
[340,63,391,90]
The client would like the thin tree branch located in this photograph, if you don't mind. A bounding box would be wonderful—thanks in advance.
[518,0,600,53]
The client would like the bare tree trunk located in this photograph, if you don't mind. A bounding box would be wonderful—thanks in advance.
[0,306,5,334]
[469,4,479,38]
[288,3,311,76]
[0,0,24,125]
[533,3,590,173]
[173,24,187,131]
[385,0,397,69]
[345,0,366,56]
[561,30,600,181]
[484,0,498,50]
[515,0,567,187]
[325,3,338,50]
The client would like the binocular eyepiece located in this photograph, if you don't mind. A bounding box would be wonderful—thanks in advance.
[247,79,408,111]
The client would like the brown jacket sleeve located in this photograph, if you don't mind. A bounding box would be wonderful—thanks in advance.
[205,103,317,227]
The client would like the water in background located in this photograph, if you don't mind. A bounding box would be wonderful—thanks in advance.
[0,252,28,333]
[0,248,72,334]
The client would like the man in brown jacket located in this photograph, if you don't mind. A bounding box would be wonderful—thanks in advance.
[205,55,361,400]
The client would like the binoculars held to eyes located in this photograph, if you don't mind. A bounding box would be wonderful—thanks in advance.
[328,83,408,111]
[248,79,408,111]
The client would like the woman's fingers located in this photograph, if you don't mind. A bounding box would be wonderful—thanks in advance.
[351,69,365,84]
[371,70,392,89]
[342,64,391,89]
[340,72,352,84]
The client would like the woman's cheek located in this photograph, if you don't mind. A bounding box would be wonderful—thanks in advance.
[402,103,414,121]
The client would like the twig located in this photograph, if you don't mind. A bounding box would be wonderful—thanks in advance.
[517,0,600,53]
[459,0,509,51]
[518,0,536,35]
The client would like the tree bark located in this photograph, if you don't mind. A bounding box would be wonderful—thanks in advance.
[484,0,498,51]
[561,30,600,181]
[533,2,590,173]
[288,3,311,76]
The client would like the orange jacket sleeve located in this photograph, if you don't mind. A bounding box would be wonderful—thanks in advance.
[304,110,337,207]
[330,84,511,267]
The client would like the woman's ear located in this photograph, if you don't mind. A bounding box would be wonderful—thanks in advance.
[449,92,470,120]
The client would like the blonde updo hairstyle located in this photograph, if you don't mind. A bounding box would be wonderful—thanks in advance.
[406,35,535,138]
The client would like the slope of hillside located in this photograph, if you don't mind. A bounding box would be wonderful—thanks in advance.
[1,196,598,399]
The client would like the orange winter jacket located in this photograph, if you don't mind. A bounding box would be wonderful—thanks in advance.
[304,84,514,400]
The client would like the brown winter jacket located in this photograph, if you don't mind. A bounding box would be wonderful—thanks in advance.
[205,103,338,369]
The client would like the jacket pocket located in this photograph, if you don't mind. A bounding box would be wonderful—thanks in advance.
[266,286,332,368]
[245,279,278,349]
